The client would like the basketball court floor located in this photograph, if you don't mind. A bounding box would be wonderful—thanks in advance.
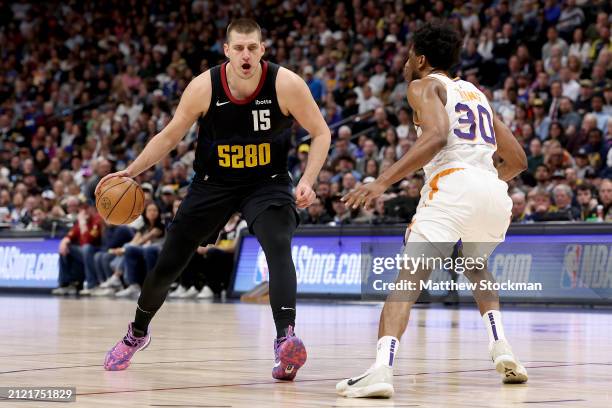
[1,295,611,407]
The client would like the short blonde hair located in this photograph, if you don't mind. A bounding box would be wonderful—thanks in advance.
[226,18,262,43]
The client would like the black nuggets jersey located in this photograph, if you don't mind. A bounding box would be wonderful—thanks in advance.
[195,61,294,182]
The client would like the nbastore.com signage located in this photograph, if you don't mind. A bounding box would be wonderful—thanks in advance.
[0,239,61,288]
[231,226,612,304]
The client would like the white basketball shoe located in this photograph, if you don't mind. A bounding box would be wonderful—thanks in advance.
[336,364,394,398]
[490,339,528,384]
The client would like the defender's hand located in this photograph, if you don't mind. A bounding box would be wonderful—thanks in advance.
[95,170,132,196]
[295,181,316,209]
[342,181,386,210]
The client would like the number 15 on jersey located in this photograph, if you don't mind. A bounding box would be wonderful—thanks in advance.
[252,109,270,131]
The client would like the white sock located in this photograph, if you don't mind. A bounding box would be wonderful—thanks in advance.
[375,336,399,368]
[482,310,507,349]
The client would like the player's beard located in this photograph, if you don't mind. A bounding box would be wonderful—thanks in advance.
[403,60,420,83]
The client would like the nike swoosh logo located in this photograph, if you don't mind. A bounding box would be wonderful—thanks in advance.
[281,306,295,310]
[347,374,368,386]
[216,100,230,106]
[274,361,281,368]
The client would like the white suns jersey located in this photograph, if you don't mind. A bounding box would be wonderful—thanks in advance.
[415,73,498,182]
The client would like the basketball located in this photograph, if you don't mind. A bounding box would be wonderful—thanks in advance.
[96,177,145,225]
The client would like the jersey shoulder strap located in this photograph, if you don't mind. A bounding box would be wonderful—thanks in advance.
[208,65,223,105]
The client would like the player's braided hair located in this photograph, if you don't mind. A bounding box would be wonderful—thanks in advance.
[412,22,463,72]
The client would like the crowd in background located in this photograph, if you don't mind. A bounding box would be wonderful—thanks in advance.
[0,1,611,294]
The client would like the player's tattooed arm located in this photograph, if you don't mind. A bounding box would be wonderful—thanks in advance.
[492,112,527,181]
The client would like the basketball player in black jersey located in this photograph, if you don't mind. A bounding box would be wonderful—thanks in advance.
[98,19,331,380]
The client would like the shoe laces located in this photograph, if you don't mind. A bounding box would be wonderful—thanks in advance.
[123,326,146,348]
[274,325,295,354]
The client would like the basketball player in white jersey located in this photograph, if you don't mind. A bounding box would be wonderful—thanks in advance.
[337,23,529,398]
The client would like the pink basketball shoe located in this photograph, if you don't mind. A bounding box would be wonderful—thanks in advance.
[104,323,151,371]
[272,326,307,381]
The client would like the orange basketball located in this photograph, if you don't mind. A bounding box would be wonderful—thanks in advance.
[96,177,145,225]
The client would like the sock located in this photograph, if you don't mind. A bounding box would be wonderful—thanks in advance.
[133,304,156,336]
[276,325,294,340]
[482,309,506,349]
[376,336,399,368]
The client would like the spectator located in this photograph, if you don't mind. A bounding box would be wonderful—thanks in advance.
[171,212,246,299]
[304,65,324,103]
[91,223,135,296]
[0,0,610,242]
[51,202,102,295]
[552,184,580,220]
[576,184,599,221]
[598,179,612,221]
[559,67,580,102]
[527,138,544,174]
[568,28,591,64]
[576,80,595,115]
[159,185,177,225]
[395,107,412,140]
[526,188,571,221]
[330,194,351,225]
[590,94,609,132]
[532,99,551,139]
[511,191,528,223]
[115,202,165,298]
[358,85,383,115]
[300,196,332,225]
[556,0,585,40]
[542,27,568,61]
[557,98,582,135]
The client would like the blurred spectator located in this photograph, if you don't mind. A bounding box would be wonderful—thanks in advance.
[0,0,608,244]
[542,27,569,61]
[552,184,581,220]
[159,185,177,225]
[359,85,383,114]
[51,202,102,295]
[511,191,528,223]
[300,196,332,225]
[576,184,599,221]
[557,1,585,40]
[115,202,165,298]
[90,224,134,296]
[528,138,545,174]
[330,194,351,225]
[170,212,246,299]
[599,179,612,221]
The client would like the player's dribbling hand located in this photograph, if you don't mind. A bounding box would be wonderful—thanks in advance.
[295,181,316,209]
[342,181,386,210]
[95,170,132,196]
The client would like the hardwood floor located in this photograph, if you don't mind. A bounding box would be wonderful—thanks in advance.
[1,295,611,407]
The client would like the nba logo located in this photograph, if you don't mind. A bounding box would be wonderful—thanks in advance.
[561,244,582,289]
[255,247,269,284]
